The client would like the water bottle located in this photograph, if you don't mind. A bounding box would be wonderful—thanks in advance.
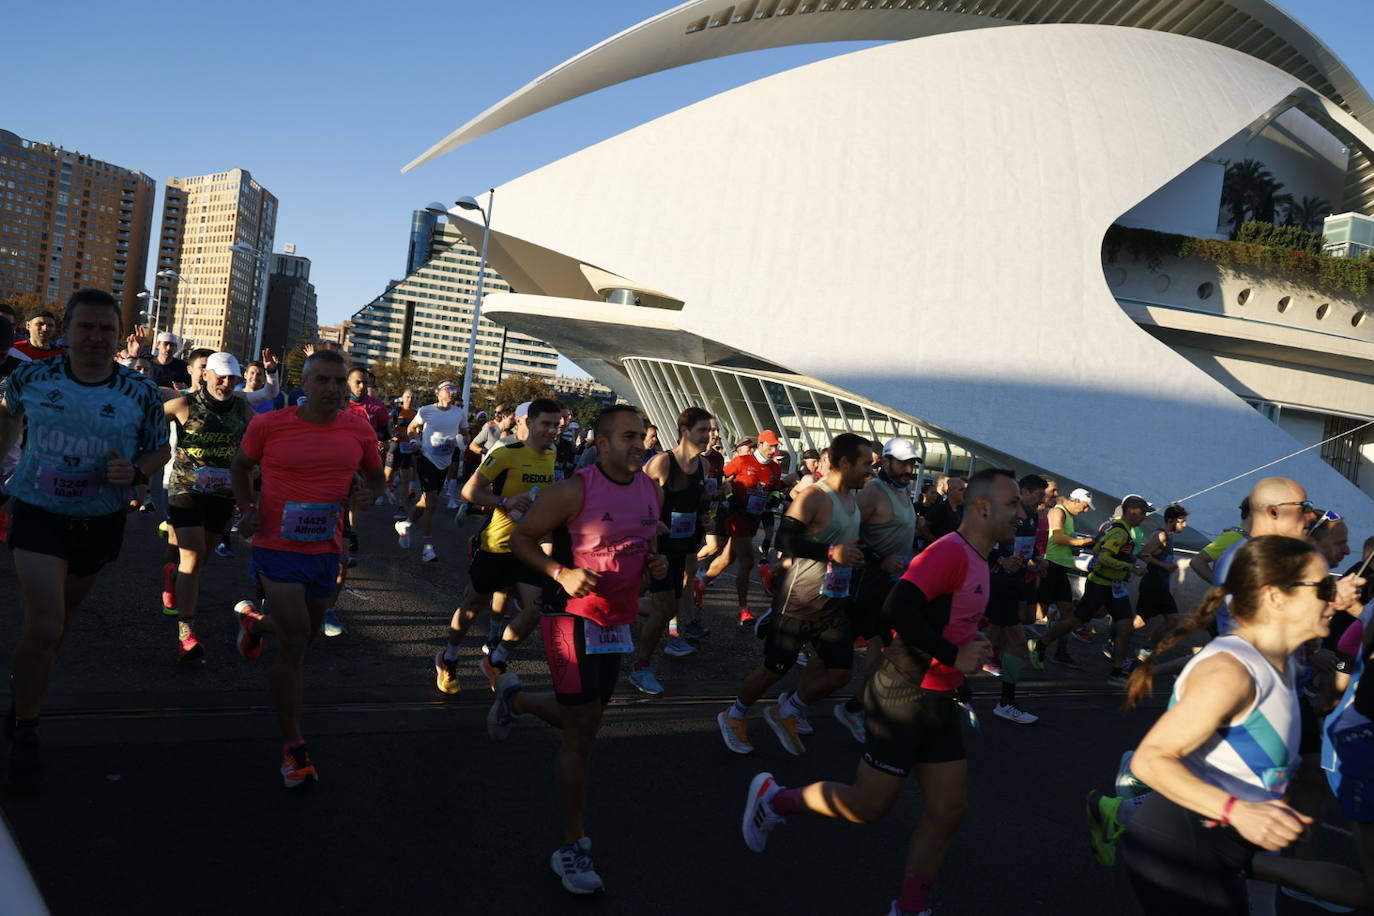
[508,486,539,522]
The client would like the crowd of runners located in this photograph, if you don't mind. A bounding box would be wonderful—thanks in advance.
[3,289,1374,914]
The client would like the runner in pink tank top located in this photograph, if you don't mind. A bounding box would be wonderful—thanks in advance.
[487,405,668,897]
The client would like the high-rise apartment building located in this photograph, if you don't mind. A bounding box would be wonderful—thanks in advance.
[0,129,156,326]
[154,168,277,358]
[262,245,317,356]
[347,212,559,383]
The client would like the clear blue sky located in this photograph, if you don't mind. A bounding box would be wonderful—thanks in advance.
[7,0,1372,374]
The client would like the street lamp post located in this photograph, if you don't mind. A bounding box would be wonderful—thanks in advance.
[426,189,494,415]
[136,268,182,334]
[230,242,271,357]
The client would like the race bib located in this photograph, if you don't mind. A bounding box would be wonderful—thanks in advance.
[399,439,417,454]
[584,621,635,655]
[821,561,853,598]
[193,466,231,493]
[38,463,103,502]
[669,511,697,539]
[430,434,456,456]
[1013,536,1035,560]
[745,488,768,516]
[1111,580,1129,599]
[280,501,340,542]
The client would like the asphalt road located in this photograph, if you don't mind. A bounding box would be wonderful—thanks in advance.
[0,502,1349,914]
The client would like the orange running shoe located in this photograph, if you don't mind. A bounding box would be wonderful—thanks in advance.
[280,744,318,788]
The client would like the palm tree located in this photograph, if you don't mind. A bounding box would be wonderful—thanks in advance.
[1221,159,1287,237]
[1284,195,1334,233]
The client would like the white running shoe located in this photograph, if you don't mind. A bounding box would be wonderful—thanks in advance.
[777,691,813,735]
[421,543,438,563]
[394,519,411,549]
[717,710,753,755]
[550,837,604,895]
[741,772,785,853]
[662,636,696,658]
[992,702,1039,725]
[833,702,866,744]
[487,672,523,741]
[763,702,806,755]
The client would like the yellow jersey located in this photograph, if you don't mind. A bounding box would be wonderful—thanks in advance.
[477,441,556,553]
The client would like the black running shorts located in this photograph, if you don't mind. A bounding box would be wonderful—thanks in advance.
[1037,561,1074,605]
[7,499,125,577]
[985,579,1022,628]
[762,612,853,676]
[468,548,544,597]
[167,492,235,534]
[1135,582,1178,620]
[415,454,449,494]
[1074,580,1132,623]
[862,662,965,777]
[540,613,623,707]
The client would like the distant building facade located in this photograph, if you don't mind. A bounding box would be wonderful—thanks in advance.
[262,246,317,357]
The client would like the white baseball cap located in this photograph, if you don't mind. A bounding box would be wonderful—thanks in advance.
[154,331,178,344]
[882,437,919,462]
[1068,487,1095,510]
[514,401,531,420]
[205,352,242,379]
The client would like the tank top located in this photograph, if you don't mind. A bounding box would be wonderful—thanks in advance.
[777,480,861,619]
[659,451,706,546]
[1175,635,1300,802]
[169,390,253,498]
[1044,505,1077,569]
[559,464,661,626]
[806,480,860,548]
[861,476,916,560]
[1143,532,1174,590]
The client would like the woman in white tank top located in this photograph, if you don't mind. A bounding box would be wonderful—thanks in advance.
[1119,535,1352,914]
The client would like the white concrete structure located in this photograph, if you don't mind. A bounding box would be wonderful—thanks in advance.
[407,4,1374,538]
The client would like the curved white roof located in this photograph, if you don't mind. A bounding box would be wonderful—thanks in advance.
[404,0,1374,208]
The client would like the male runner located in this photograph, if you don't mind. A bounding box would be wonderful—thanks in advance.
[690,418,728,622]
[836,437,919,742]
[162,352,255,660]
[6,310,66,364]
[229,349,383,786]
[396,380,467,562]
[1029,487,1095,667]
[631,406,713,695]
[739,469,1013,916]
[1135,503,1188,660]
[924,476,965,540]
[386,389,419,514]
[1,289,169,790]
[985,473,1048,722]
[147,330,191,389]
[718,433,872,756]
[701,429,783,626]
[487,404,666,895]
[433,397,559,693]
[1187,497,1249,584]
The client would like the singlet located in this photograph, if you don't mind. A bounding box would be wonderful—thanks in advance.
[1142,531,1175,591]
[862,475,917,561]
[805,480,860,548]
[658,451,706,547]
[992,508,1039,584]
[168,390,253,498]
[723,452,781,516]
[1044,505,1078,570]
[1175,635,1300,802]
[476,441,555,554]
[415,403,467,469]
[887,532,990,691]
[2,356,167,516]
[554,463,661,626]
[240,407,381,555]
[391,406,418,452]
[1086,520,1136,586]
[778,480,862,620]
[1322,603,1374,801]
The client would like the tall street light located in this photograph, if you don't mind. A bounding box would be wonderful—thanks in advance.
[229,242,271,357]
[136,268,181,333]
[426,189,493,416]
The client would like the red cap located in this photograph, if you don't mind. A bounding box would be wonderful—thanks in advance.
[757,430,780,445]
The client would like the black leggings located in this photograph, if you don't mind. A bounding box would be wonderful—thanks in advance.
[1122,793,1258,915]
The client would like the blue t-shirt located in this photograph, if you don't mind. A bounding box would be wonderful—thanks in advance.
[2,357,168,516]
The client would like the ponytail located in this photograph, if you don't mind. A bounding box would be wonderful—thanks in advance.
[1124,586,1227,709]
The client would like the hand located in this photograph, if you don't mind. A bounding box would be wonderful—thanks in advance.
[503,493,533,516]
[1165,561,1179,574]
[830,544,864,567]
[954,637,993,675]
[556,566,600,598]
[1134,562,1148,577]
[1335,574,1366,612]
[302,343,316,357]
[998,556,1024,573]
[1075,536,1095,547]
[236,507,260,539]
[1229,799,1312,851]
[646,552,669,579]
[260,348,279,374]
[880,554,907,576]
[655,521,670,538]
[106,450,135,486]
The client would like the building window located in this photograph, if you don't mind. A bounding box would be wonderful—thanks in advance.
[1321,415,1366,485]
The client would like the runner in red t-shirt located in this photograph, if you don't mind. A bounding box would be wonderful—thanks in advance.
[699,429,783,626]
[739,469,1020,916]
[230,351,384,788]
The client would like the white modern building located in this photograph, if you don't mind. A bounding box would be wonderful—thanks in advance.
[406,0,1374,539]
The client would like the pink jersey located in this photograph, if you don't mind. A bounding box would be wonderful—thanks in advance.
[894,532,990,690]
[240,407,381,554]
[562,465,661,626]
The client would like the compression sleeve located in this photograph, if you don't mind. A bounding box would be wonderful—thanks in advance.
[778,516,829,562]
[882,579,959,668]
[1093,527,1135,576]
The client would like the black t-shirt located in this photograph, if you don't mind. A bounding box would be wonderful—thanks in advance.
[150,356,190,389]
[926,498,962,541]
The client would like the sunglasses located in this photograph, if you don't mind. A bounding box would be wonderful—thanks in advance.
[1308,509,1342,536]
[1268,500,1316,515]
[1280,576,1338,602]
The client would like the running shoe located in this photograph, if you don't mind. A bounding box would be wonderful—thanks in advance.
[157,521,169,540]
[214,542,235,559]
[394,519,411,549]
[742,772,785,853]
[683,620,710,640]
[322,609,346,637]
[667,619,680,638]
[1022,624,1043,639]
[1279,888,1355,913]
[1115,750,1149,798]
[981,662,1003,678]
[5,724,43,793]
[992,703,1038,725]
[764,702,806,756]
[692,576,706,607]
[392,508,408,521]
[487,671,523,741]
[795,651,810,668]
[717,710,753,755]
[760,563,775,596]
[345,556,358,569]
[1071,626,1095,644]
[480,655,504,692]
[178,631,204,662]
[550,837,603,895]
[373,495,385,507]
[778,692,813,735]
[1027,638,1046,670]
[453,503,468,524]
[662,636,696,658]
[1085,789,1124,866]
[421,543,438,563]
[234,600,264,661]
[853,635,870,650]
[737,607,756,627]
[435,650,461,695]
[161,562,178,615]
[833,702,866,743]
[447,495,460,511]
[1105,670,1129,688]
[885,902,931,916]
[346,529,359,554]
[630,666,665,696]
[281,744,318,789]
[139,499,157,513]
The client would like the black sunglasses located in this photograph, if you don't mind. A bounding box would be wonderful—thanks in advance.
[1280,576,1338,602]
